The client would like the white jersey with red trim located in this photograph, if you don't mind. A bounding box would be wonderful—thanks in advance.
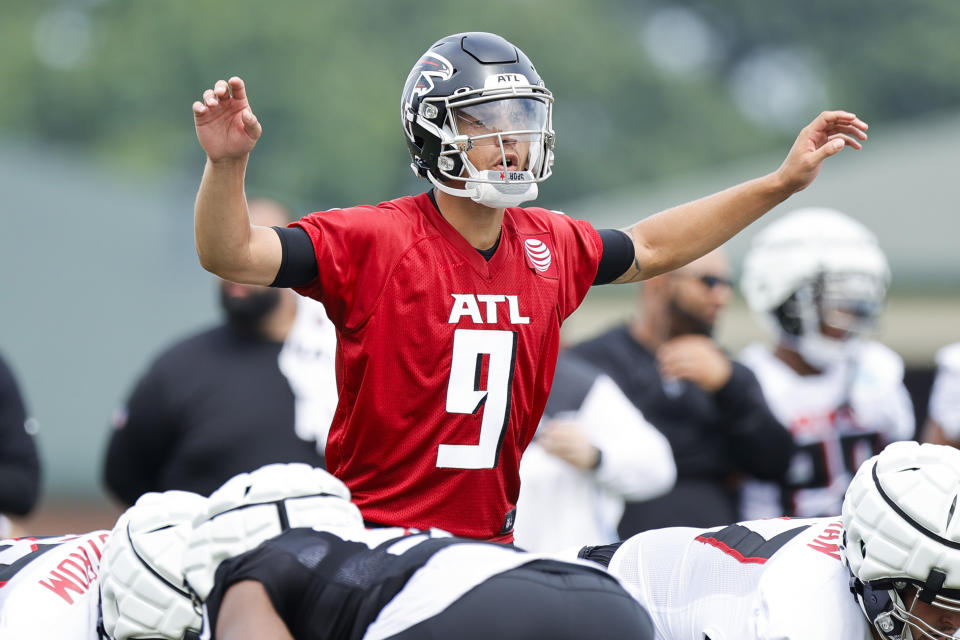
[0,531,109,640]
[738,341,914,518]
[607,517,871,640]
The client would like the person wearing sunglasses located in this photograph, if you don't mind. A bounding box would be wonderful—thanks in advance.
[737,207,914,520]
[570,249,794,538]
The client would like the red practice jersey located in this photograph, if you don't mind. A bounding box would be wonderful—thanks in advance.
[293,192,602,540]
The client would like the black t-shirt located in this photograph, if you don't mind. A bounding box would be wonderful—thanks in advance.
[103,325,325,504]
[569,324,794,535]
[0,352,40,516]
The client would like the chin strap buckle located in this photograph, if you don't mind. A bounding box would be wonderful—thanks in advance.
[918,568,947,604]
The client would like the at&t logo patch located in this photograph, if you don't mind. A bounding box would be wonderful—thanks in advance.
[524,239,551,272]
[522,237,557,278]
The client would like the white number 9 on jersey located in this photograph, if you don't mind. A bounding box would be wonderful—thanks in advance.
[438,329,518,469]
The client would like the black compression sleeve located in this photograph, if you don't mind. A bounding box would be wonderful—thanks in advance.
[594,229,635,285]
[270,226,319,288]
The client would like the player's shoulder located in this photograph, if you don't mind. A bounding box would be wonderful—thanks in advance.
[758,518,867,639]
[505,205,585,233]
[856,340,906,381]
[297,194,427,234]
[737,343,779,370]
[936,342,960,371]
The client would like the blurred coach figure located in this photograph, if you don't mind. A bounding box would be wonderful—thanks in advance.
[103,199,335,505]
[0,351,40,536]
[570,249,794,537]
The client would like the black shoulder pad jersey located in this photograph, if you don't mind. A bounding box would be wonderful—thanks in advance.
[205,528,501,640]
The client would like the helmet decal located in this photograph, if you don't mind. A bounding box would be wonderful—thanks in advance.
[408,53,454,100]
[402,52,454,142]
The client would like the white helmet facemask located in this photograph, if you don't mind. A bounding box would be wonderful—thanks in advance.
[423,91,554,209]
[779,272,885,370]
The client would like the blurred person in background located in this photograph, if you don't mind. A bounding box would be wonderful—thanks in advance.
[570,250,794,537]
[922,342,960,448]
[191,30,866,540]
[102,198,336,505]
[738,207,914,520]
[513,350,676,552]
[0,351,41,538]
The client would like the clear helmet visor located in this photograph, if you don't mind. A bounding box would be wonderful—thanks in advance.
[448,97,551,178]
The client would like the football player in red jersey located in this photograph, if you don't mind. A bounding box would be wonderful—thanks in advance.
[192,32,868,541]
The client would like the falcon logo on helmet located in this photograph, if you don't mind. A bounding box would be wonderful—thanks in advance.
[403,51,453,117]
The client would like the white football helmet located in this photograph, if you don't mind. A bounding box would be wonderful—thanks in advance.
[842,441,960,640]
[99,490,209,640]
[740,207,890,369]
[182,463,363,602]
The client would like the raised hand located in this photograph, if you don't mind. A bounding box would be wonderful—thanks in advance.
[193,77,262,163]
[776,110,869,194]
[657,335,732,393]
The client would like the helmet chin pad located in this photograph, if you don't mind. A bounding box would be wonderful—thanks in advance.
[429,170,538,209]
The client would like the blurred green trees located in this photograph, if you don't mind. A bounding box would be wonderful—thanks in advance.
[3,0,958,211]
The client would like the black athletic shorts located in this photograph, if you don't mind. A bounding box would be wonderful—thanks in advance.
[385,559,653,640]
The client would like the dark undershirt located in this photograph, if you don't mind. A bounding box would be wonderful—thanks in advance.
[269,192,635,287]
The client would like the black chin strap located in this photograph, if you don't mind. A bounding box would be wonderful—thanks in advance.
[918,568,947,604]
[850,574,908,640]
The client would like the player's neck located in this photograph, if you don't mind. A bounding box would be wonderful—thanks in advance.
[433,188,504,251]
[774,343,823,376]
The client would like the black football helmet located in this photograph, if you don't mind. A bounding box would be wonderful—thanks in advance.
[400,32,555,208]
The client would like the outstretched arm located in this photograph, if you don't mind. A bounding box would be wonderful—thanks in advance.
[193,77,282,285]
[612,111,869,283]
[215,581,295,640]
